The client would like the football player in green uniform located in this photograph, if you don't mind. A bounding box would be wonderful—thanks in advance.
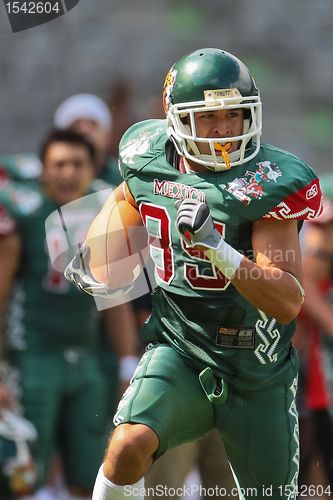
[0,129,138,500]
[53,93,236,499]
[66,49,323,500]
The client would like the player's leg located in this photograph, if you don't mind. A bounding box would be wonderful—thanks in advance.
[11,351,64,488]
[59,352,109,497]
[216,377,299,500]
[198,428,236,499]
[93,343,215,500]
[144,441,198,500]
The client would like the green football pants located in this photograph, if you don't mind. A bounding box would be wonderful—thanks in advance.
[10,349,109,490]
[114,343,299,500]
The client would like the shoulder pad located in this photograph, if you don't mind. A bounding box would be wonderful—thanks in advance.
[229,145,323,222]
[260,146,322,221]
[119,120,167,181]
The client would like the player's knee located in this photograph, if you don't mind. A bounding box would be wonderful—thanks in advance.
[104,423,159,482]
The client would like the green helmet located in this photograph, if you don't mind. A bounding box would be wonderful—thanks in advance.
[163,48,262,171]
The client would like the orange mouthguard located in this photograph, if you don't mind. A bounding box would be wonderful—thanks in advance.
[214,142,231,169]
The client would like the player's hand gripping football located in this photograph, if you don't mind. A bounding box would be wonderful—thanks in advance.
[175,198,243,280]
[64,242,133,298]
[175,199,221,249]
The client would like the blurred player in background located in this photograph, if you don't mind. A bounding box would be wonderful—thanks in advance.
[66,48,323,500]
[53,92,121,187]
[53,92,140,408]
[0,308,38,499]
[0,129,138,500]
[295,194,333,492]
[0,92,120,186]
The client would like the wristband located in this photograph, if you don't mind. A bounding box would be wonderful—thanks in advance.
[119,356,139,381]
[204,238,243,280]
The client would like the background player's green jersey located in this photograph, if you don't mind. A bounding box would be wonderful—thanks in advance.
[119,119,323,390]
[0,152,121,188]
[0,164,114,490]
[0,181,101,352]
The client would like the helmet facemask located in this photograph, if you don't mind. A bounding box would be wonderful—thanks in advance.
[166,92,262,172]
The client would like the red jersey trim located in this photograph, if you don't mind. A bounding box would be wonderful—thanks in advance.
[263,178,323,221]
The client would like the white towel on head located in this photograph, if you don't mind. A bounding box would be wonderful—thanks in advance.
[54,93,112,130]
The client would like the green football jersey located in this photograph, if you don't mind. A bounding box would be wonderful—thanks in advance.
[0,153,41,181]
[0,152,122,187]
[119,119,323,389]
[0,181,104,352]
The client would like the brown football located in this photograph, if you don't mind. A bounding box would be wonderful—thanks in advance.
[87,199,148,288]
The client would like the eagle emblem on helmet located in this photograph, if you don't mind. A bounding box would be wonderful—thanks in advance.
[162,68,177,113]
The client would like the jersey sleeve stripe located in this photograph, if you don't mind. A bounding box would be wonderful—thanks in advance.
[262,178,323,221]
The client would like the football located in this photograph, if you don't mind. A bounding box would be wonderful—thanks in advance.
[87,199,148,289]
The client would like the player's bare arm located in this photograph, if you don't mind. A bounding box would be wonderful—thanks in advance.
[231,218,303,323]
[104,303,139,393]
[176,200,303,324]
[104,303,138,359]
[0,232,21,407]
[0,232,21,348]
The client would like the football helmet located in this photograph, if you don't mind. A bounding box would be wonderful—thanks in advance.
[163,48,262,171]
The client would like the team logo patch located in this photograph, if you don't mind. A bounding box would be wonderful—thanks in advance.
[163,68,177,113]
[222,161,282,205]
[306,183,318,200]
[120,128,161,165]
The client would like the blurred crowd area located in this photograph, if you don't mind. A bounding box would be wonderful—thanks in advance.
[1,0,333,172]
[1,1,333,499]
